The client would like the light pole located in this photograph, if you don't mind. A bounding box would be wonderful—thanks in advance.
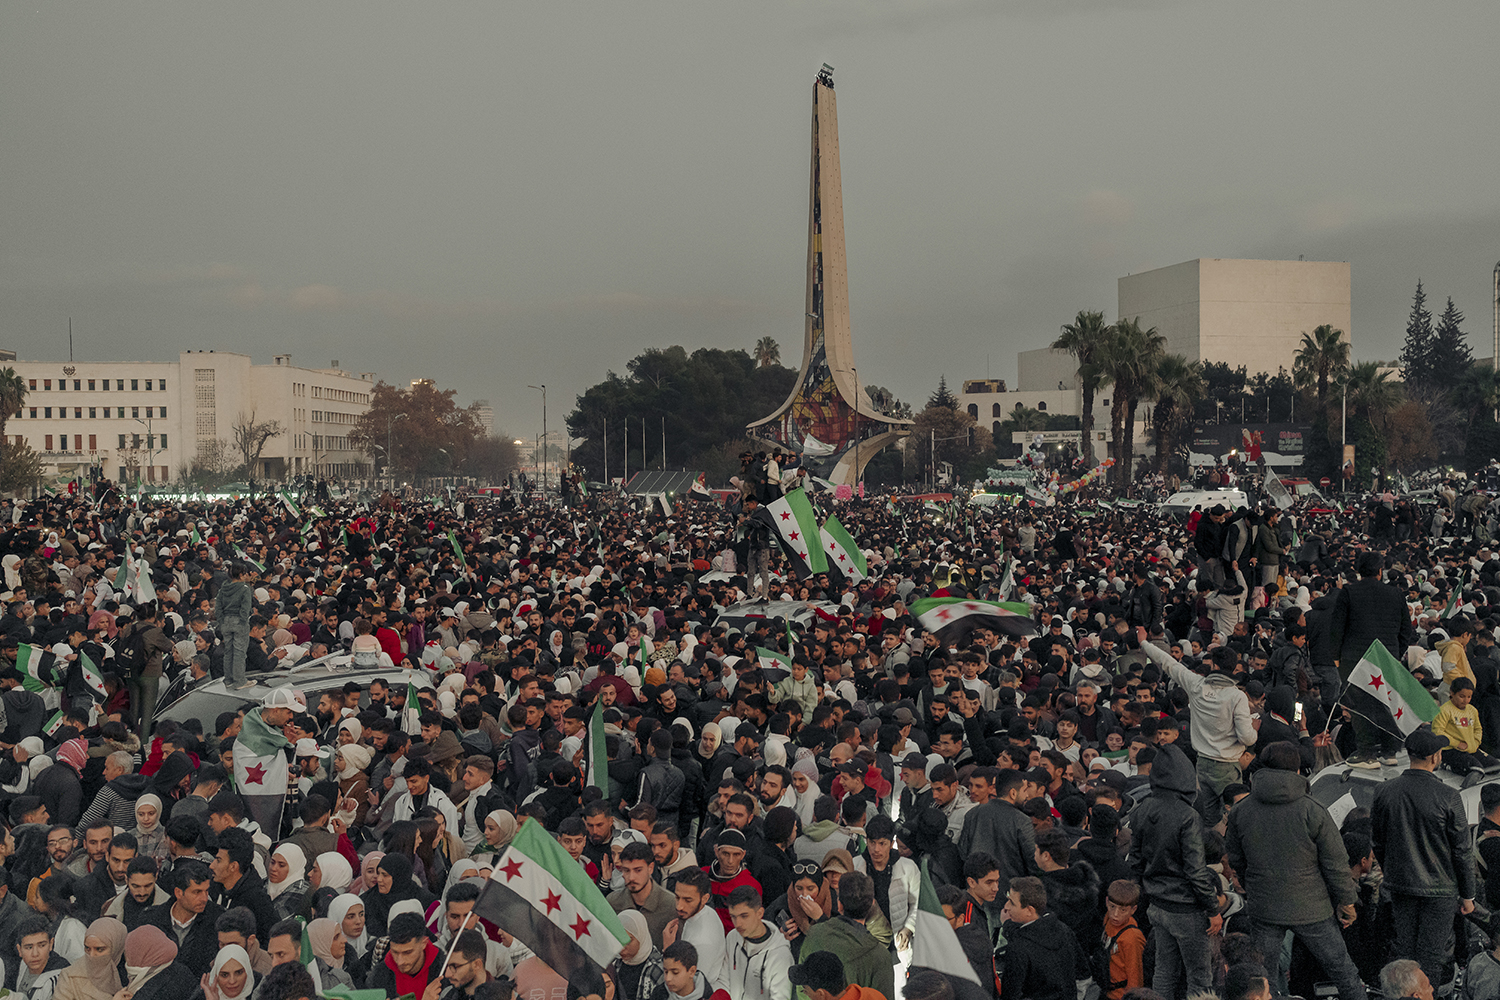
[528,385,547,494]
[387,412,407,486]
[133,417,161,487]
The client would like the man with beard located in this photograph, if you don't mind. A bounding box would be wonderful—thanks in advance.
[26,826,76,910]
[104,855,168,929]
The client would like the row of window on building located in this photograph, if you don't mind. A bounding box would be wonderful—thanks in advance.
[310,410,356,424]
[37,433,168,453]
[29,377,168,392]
[291,382,369,405]
[22,406,166,420]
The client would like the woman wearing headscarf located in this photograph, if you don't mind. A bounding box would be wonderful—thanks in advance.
[768,861,831,944]
[52,918,126,1000]
[306,918,353,992]
[336,718,363,746]
[695,722,722,784]
[132,794,169,867]
[121,925,195,1000]
[359,854,433,939]
[267,844,309,921]
[349,851,385,895]
[611,909,664,1000]
[192,944,255,1000]
[329,893,370,989]
[333,743,372,827]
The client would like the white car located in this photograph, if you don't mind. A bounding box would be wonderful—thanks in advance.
[1158,489,1249,518]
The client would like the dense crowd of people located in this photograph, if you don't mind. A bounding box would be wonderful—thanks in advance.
[0,479,1494,1000]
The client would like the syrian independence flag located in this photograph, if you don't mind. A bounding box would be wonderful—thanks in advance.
[753,646,792,684]
[189,526,201,545]
[113,554,137,594]
[761,489,827,577]
[997,556,1016,601]
[475,818,629,980]
[583,701,608,797]
[910,597,1039,642]
[234,546,265,573]
[1443,572,1468,619]
[688,474,714,502]
[448,529,469,577]
[233,707,291,834]
[43,711,64,737]
[657,494,673,517]
[1340,639,1439,737]
[910,859,981,985]
[403,680,423,736]
[15,644,59,693]
[80,650,107,703]
[280,491,301,518]
[133,558,157,605]
[818,514,866,583]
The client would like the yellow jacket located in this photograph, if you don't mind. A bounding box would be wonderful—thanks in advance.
[1433,700,1482,753]
[1439,638,1474,687]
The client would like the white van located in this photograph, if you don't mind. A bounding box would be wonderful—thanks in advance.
[1159,489,1249,518]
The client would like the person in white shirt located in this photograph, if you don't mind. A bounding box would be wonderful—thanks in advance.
[663,869,727,991]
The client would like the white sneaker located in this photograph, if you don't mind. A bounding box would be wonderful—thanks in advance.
[1346,754,1380,770]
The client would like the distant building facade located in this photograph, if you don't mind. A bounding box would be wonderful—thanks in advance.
[4,351,376,484]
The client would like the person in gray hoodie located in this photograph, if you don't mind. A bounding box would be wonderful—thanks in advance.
[1138,626,1257,825]
[214,562,255,690]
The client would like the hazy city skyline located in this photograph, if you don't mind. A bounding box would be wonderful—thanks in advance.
[4,2,1498,451]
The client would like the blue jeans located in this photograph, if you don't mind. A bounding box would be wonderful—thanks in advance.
[1250,917,1367,1000]
[1147,905,1212,1000]
[223,628,249,686]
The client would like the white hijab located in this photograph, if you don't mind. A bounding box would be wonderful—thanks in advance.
[329,893,368,958]
[267,843,307,900]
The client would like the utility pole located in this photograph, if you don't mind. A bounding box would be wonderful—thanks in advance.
[528,385,546,495]
[604,418,609,486]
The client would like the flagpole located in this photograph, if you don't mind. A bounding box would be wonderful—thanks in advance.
[437,910,475,979]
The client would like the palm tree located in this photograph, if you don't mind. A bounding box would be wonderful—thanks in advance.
[1293,325,1350,409]
[0,368,25,446]
[753,337,781,368]
[1343,361,1399,428]
[1097,318,1166,491]
[1052,310,1112,467]
[1149,355,1206,475]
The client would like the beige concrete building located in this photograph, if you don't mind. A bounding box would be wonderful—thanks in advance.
[1117,258,1351,373]
[5,351,375,485]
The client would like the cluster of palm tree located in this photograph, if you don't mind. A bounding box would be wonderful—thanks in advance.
[1053,311,1206,490]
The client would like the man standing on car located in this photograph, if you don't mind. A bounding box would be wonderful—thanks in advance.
[1371,727,1476,992]
[1329,551,1418,769]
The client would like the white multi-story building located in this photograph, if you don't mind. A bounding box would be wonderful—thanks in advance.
[4,351,376,485]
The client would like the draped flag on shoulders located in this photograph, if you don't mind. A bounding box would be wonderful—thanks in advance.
[474,818,629,980]
[1339,639,1439,737]
[233,706,291,835]
[911,596,1039,642]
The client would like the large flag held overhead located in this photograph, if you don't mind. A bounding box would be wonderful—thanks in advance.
[1443,572,1468,619]
[233,706,291,835]
[1340,639,1439,737]
[818,514,867,583]
[474,818,629,980]
[911,597,1039,642]
[910,859,982,986]
[280,491,301,518]
[582,702,608,798]
[756,489,827,578]
[1263,468,1294,510]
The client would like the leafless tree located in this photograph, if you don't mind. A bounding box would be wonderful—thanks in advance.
[233,412,284,479]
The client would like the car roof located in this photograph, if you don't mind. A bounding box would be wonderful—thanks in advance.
[1309,753,1500,827]
[154,652,433,727]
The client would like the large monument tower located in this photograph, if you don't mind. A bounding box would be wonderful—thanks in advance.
[747,65,910,486]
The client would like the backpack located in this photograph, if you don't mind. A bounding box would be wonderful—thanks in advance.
[113,624,150,680]
[1091,920,1136,996]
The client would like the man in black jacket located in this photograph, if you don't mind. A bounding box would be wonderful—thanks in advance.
[1000,876,1078,1000]
[637,729,685,831]
[209,827,276,945]
[74,832,135,921]
[1305,592,1342,713]
[1125,563,1164,630]
[1371,727,1477,991]
[144,859,224,978]
[1329,552,1418,768]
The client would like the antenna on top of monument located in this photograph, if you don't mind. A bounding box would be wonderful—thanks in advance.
[818,63,835,87]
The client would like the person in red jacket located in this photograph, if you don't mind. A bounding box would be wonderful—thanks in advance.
[704,829,761,931]
[368,913,442,997]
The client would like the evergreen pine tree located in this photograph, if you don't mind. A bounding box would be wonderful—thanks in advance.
[1398,280,1434,389]
[928,375,958,410]
[1430,296,1474,376]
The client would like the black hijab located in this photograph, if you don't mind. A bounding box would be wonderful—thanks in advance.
[359,852,432,936]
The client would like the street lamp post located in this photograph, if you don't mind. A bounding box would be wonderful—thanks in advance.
[528,385,547,495]
[386,412,407,487]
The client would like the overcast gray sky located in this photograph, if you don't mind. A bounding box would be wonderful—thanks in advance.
[4,1,1498,445]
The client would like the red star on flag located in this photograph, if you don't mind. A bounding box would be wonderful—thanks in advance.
[569,914,592,940]
[1395,707,1405,720]
[499,857,524,882]
[779,511,791,520]
[789,531,799,541]
[542,890,562,914]
[936,608,953,621]
[244,763,267,785]
[1368,673,1384,692]
[838,554,848,563]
